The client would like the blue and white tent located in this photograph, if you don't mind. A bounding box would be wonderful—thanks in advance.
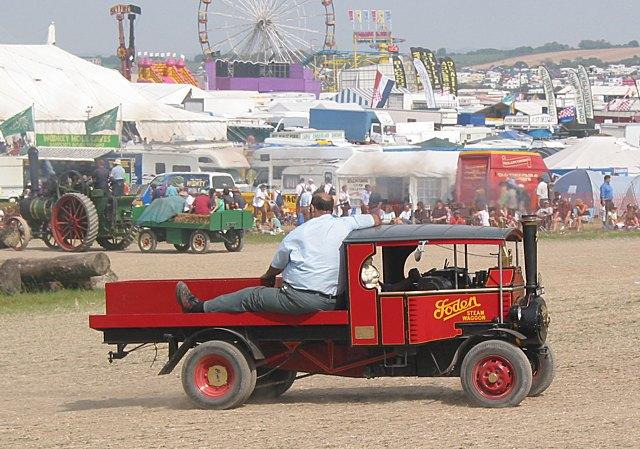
[332,88,371,108]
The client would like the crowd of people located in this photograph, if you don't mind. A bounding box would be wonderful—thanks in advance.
[258,175,640,234]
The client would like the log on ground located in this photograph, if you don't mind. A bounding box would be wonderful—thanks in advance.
[0,260,22,295]
[14,253,111,289]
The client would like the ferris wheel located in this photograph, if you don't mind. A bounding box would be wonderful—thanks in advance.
[198,0,336,65]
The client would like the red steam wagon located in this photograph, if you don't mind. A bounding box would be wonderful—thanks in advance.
[90,217,553,409]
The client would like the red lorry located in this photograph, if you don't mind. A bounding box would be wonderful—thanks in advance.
[456,151,550,208]
[90,217,553,409]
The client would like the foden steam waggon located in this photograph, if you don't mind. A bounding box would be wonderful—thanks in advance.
[90,217,553,409]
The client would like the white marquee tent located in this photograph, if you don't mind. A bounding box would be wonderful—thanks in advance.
[0,45,226,142]
[545,136,640,176]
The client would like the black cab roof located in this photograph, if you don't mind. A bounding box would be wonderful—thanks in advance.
[345,224,523,244]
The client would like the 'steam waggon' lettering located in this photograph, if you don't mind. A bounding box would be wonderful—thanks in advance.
[433,296,481,321]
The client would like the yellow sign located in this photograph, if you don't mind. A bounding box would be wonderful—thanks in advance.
[434,296,482,322]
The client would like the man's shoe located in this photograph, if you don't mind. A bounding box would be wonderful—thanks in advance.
[176,282,204,313]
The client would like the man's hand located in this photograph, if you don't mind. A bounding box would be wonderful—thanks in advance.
[261,265,283,287]
[260,274,276,287]
[371,213,382,226]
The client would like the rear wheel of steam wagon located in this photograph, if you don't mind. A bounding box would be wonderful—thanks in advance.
[527,344,556,397]
[250,369,296,401]
[137,229,157,253]
[174,243,190,252]
[190,230,210,254]
[460,339,532,408]
[223,229,244,252]
[97,232,134,251]
[182,341,256,410]
[50,193,99,252]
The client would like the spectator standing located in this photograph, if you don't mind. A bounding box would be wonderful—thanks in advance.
[476,206,490,227]
[360,184,372,213]
[398,203,413,224]
[536,176,549,208]
[600,175,614,227]
[295,178,307,196]
[307,178,318,194]
[253,184,268,225]
[110,159,126,196]
[338,184,350,217]
[299,187,313,223]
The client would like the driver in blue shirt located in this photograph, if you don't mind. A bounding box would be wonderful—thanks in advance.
[176,192,380,314]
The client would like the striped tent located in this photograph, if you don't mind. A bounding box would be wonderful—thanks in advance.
[332,88,372,107]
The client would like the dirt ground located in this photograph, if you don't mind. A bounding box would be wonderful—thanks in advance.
[471,47,640,69]
[1,238,640,448]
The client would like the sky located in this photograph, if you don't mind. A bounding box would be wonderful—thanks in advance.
[0,0,638,58]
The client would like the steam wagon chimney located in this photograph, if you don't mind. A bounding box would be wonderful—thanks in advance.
[27,146,40,195]
[521,215,539,295]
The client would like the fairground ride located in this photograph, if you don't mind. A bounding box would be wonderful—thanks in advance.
[110,4,142,81]
[197,0,336,65]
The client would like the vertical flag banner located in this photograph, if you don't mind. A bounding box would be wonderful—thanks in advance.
[577,65,594,120]
[568,70,587,125]
[0,106,35,138]
[413,58,437,109]
[363,10,370,24]
[368,10,375,24]
[419,49,442,91]
[410,47,423,91]
[377,10,386,24]
[539,66,558,125]
[372,71,396,108]
[442,58,458,96]
[348,9,354,24]
[354,10,362,23]
[392,55,407,89]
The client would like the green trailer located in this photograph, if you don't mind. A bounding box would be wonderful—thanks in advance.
[133,207,254,254]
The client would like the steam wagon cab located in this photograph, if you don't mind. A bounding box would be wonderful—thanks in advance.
[90,217,553,410]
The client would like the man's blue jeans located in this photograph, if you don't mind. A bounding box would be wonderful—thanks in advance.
[203,283,337,314]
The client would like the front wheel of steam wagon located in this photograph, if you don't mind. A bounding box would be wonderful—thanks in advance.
[460,339,532,408]
[223,229,244,252]
[137,229,157,253]
[181,341,256,410]
[190,230,210,254]
[250,369,296,402]
[526,344,556,397]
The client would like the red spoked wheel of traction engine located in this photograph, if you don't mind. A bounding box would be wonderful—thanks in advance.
[50,193,99,252]
[181,341,256,410]
[460,339,532,408]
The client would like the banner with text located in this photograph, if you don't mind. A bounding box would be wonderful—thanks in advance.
[36,134,120,148]
[577,65,595,120]
[568,70,587,125]
[538,66,558,125]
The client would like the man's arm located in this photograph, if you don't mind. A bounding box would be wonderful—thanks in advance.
[260,265,283,287]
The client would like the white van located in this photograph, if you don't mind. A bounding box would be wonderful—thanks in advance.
[140,171,236,204]
[0,157,24,200]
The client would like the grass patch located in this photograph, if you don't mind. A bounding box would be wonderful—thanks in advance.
[539,228,640,240]
[244,231,286,245]
[0,289,104,315]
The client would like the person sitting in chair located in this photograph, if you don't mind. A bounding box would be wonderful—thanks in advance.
[176,193,381,314]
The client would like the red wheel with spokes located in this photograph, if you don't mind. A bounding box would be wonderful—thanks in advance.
[50,193,99,252]
[182,341,256,410]
[461,340,532,408]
